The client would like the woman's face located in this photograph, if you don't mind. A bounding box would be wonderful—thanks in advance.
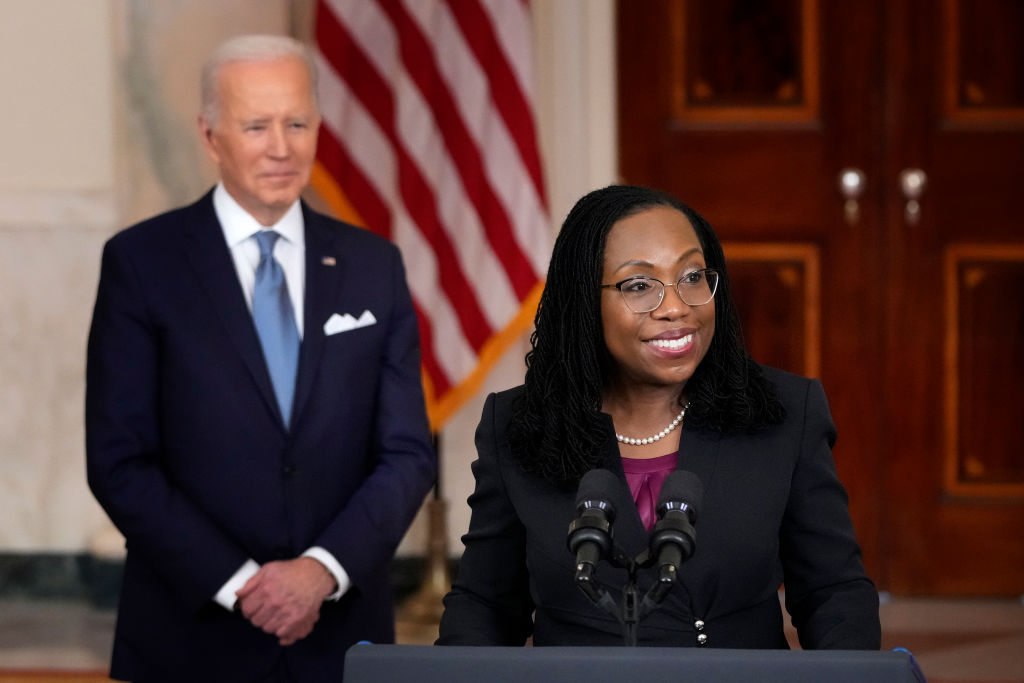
[600,205,716,392]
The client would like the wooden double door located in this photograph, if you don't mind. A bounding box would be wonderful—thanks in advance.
[619,0,1024,595]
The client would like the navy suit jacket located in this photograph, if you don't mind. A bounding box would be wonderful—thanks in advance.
[86,191,437,682]
[437,367,880,650]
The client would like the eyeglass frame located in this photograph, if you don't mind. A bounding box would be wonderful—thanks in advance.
[599,268,720,312]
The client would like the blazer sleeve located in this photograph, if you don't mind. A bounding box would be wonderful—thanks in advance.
[307,244,437,587]
[780,378,882,649]
[85,237,251,611]
[436,392,534,645]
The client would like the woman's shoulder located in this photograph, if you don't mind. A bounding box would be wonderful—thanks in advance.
[756,364,825,405]
[755,365,834,432]
[481,385,527,422]
[761,362,815,389]
[476,385,525,423]
[492,384,527,401]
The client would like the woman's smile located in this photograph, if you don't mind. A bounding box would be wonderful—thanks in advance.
[601,206,715,390]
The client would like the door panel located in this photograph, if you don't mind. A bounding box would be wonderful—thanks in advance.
[619,0,1024,594]
[726,243,821,378]
[882,0,1024,594]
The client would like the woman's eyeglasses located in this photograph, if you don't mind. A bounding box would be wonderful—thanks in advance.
[600,269,719,313]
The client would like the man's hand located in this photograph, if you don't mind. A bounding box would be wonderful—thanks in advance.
[235,557,338,646]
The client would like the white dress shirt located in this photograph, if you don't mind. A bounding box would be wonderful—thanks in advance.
[210,183,351,609]
[213,183,306,335]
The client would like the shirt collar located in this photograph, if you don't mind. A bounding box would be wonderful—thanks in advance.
[213,183,305,248]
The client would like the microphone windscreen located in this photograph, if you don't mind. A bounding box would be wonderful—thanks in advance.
[657,470,703,520]
[575,469,619,515]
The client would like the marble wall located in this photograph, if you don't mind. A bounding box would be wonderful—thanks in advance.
[0,0,615,566]
[1,0,118,553]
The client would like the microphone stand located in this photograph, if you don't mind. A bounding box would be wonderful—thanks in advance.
[573,546,673,647]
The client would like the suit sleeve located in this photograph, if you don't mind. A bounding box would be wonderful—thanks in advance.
[307,246,437,587]
[85,237,251,611]
[436,393,534,646]
[780,379,882,649]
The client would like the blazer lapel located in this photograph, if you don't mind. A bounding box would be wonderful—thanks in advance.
[291,204,344,426]
[675,426,722,617]
[182,193,282,426]
[596,417,722,579]
[596,416,652,558]
[676,426,720,495]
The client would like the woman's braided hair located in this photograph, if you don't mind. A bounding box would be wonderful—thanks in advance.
[508,185,785,486]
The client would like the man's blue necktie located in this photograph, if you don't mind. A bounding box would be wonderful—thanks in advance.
[252,230,300,428]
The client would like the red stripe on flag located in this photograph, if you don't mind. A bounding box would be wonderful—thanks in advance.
[444,0,547,207]
[413,300,451,399]
[316,126,392,239]
[315,7,395,154]
[318,3,495,352]
[378,1,541,299]
[313,0,551,427]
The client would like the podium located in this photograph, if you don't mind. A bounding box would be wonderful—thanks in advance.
[345,645,926,683]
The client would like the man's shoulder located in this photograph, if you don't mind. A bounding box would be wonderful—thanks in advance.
[109,191,215,248]
[301,205,397,253]
[302,203,399,255]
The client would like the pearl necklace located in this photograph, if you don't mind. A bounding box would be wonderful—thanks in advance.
[615,405,688,446]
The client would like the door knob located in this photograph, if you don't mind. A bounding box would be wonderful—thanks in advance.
[838,168,866,225]
[899,168,928,225]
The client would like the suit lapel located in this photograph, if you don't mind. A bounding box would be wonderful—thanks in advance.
[597,417,652,557]
[675,426,722,616]
[291,204,344,426]
[676,427,720,494]
[598,417,722,562]
[182,192,282,426]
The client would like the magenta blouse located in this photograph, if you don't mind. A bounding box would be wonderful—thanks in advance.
[621,452,679,532]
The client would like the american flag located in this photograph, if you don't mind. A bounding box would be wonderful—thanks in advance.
[312,0,552,429]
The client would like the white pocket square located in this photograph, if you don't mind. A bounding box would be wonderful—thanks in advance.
[324,310,377,336]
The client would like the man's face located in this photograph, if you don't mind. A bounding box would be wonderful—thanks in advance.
[199,56,320,226]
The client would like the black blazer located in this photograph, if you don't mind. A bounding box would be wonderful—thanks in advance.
[86,191,437,682]
[437,367,880,649]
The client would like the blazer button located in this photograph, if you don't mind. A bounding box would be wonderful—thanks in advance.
[694,619,705,631]
[696,633,708,646]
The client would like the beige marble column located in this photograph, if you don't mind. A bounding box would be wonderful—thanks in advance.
[0,0,118,553]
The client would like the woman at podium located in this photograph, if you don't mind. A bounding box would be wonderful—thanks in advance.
[436,185,880,650]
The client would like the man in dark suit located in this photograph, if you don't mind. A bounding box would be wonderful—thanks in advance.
[86,34,437,682]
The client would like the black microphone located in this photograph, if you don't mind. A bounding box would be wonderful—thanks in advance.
[567,469,618,593]
[648,470,702,601]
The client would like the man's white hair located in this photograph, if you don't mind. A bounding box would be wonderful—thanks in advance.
[200,34,319,125]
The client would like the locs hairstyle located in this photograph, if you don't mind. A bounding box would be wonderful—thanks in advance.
[508,185,784,486]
